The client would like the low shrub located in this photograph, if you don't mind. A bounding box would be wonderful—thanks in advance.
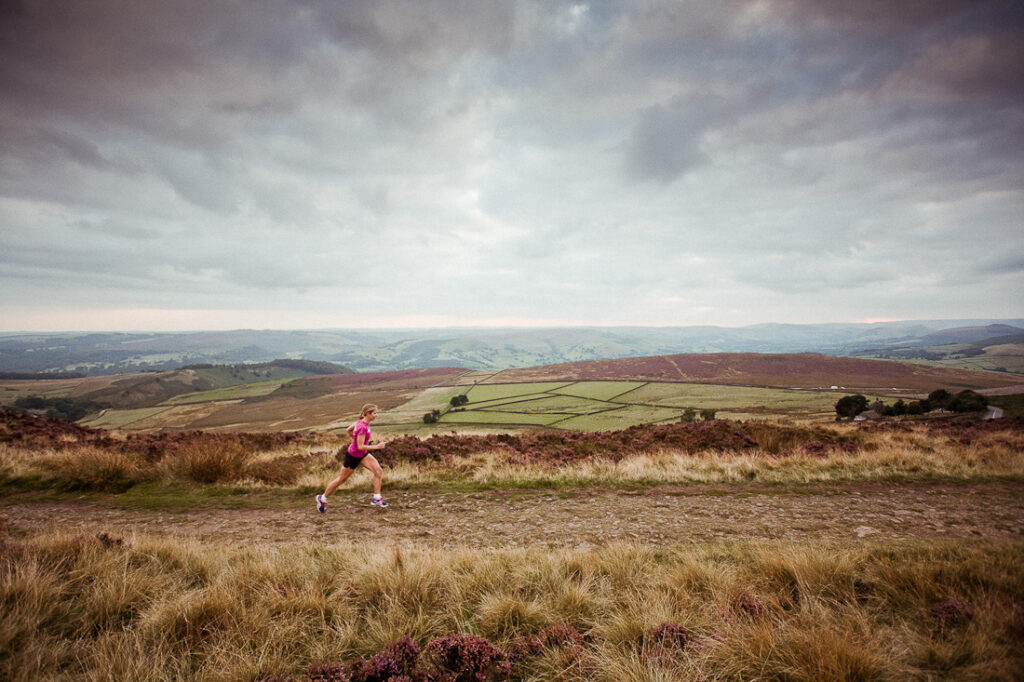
[422,634,510,681]
[245,455,309,485]
[930,597,975,629]
[166,440,251,484]
[40,447,151,492]
[648,622,692,651]
[348,636,420,682]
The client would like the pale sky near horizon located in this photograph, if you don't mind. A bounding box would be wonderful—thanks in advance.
[1,0,1022,332]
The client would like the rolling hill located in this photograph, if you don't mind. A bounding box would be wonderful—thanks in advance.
[3,352,1020,434]
[4,319,1024,375]
[471,353,1023,392]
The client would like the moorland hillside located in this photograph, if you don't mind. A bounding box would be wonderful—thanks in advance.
[2,352,1021,433]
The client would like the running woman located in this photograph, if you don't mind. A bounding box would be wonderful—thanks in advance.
[316,403,389,511]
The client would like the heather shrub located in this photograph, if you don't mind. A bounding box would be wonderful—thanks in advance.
[304,661,350,681]
[648,621,692,652]
[739,422,860,455]
[347,636,421,682]
[729,591,768,620]
[422,634,510,682]
[930,597,975,629]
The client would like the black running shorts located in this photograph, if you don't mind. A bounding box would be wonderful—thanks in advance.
[342,452,366,470]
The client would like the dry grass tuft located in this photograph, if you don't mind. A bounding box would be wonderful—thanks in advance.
[163,439,251,484]
[1,532,1022,681]
[39,446,152,492]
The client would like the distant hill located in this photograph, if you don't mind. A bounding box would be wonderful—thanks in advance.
[480,353,1024,392]
[918,324,1024,346]
[3,320,1024,375]
[851,327,1024,375]
[6,352,1020,433]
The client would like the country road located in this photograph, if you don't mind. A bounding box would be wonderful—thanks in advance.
[4,481,1023,550]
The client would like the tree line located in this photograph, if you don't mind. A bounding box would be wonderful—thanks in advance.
[835,389,988,420]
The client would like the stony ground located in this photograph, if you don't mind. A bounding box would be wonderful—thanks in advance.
[3,481,1023,550]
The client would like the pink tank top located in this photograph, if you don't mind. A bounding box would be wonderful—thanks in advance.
[347,419,371,457]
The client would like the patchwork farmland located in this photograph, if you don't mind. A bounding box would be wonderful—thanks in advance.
[2,352,1020,433]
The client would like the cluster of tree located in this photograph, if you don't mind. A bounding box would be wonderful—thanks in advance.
[181,359,352,375]
[679,408,716,422]
[11,395,106,421]
[449,394,469,407]
[835,389,988,419]
[422,409,442,424]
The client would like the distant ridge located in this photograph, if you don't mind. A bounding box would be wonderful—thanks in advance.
[2,319,1024,375]
[480,353,1024,392]
[918,324,1024,346]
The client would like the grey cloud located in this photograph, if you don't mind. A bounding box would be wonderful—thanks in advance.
[1,0,1021,329]
[76,218,161,241]
[318,0,515,69]
[732,256,898,295]
[155,154,242,214]
[624,92,736,182]
[0,124,135,173]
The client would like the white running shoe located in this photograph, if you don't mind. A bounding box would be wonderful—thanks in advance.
[371,497,389,508]
[316,494,327,513]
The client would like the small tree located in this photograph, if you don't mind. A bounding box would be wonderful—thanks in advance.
[422,410,441,424]
[449,394,469,407]
[700,409,716,421]
[835,394,869,419]
[948,390,987,413]
[680,408,698,423]
[928,389,953,410]
[905,399,929,413]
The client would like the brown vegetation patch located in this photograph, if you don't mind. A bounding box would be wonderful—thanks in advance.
[930,597,975,629]
[185,389,415,432]
[485,353,1023,391]
[0,409,329,457]
[71,369,213,408]
[378,420,864,467]
[272,367,466,400]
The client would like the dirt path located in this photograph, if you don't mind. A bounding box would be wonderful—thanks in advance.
[3,481,1023,550]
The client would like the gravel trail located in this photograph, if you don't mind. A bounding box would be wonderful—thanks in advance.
[4,481,1023,550]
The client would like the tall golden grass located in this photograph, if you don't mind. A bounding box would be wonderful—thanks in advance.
[3,420,1024,494]
[1,531,1021,681]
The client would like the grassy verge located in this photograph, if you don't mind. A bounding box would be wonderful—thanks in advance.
[3,419,1024,510]
[1,531,1020,681]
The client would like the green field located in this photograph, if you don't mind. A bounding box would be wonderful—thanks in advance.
[440,410,571,426]
[0,380,79,406]
[163,380,285,404]
[413,380,853,431]
[554,404,683,430]
[191,365,320,387]
[80,407,173,429]
[613,382,845,414]
[480,394,607,414]
[464,382,573,403]
[550,380,647,401]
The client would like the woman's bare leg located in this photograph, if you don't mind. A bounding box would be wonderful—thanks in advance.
[323,467,354,497]
[360,454,383,495]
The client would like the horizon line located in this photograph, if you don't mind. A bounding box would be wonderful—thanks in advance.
[4,316,1024,335]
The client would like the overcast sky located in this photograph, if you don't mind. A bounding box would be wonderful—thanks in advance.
[1,0,1022,332]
